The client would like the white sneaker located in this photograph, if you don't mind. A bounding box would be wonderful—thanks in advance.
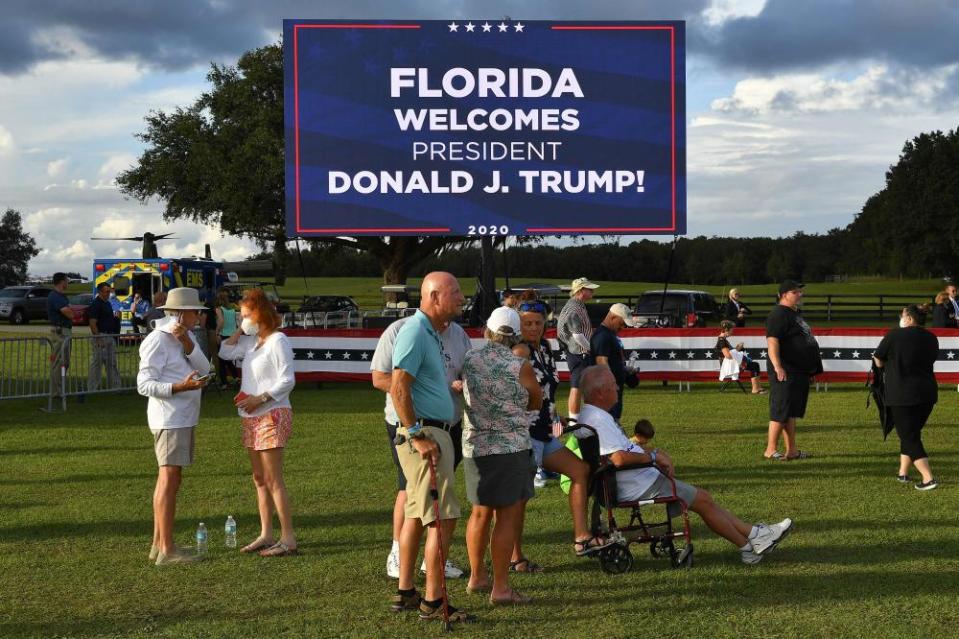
[420,558,464,578]
[533,469,548,489]
[386,547,400,579]
[740,546,764,565]
[750,518,793,555]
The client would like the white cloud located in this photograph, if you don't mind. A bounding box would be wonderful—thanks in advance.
[702,0,767,26]
[47,157,68,176]
[99,153,136,177]
[711,64,959,114]
[0,125,13,152]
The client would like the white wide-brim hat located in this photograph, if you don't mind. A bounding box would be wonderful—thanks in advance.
[158,287,207,311]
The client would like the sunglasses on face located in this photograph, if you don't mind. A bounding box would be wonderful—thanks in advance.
[518,301,548,314]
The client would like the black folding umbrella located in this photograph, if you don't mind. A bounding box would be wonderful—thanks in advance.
[866,362,895,440]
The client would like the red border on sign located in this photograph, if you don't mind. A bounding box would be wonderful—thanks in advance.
[526,24,678,233]
[293,23,451,234]
[291,22,679,235]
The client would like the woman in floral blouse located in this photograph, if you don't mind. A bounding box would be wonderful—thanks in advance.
[515,297,604,560]
[462,307,542,605]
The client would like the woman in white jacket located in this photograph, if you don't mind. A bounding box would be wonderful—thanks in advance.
[220,289,298,557]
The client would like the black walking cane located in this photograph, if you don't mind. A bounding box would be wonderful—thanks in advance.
[427,455,453,631]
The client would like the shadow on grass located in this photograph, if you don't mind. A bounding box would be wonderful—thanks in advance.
[0,444,148,456]
[0,472,155,486]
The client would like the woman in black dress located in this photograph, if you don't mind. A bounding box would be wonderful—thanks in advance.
[873,305,939,490]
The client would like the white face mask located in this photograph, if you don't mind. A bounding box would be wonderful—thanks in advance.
[241,317,260,336]
[899,317,909,328]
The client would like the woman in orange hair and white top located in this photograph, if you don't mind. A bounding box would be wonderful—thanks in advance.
[219,289,298,556]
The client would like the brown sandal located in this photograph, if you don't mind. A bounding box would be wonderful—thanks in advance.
[490,589,532,605]
[240,538,274,554]
[259,541,298,557]
[509,557,544,573]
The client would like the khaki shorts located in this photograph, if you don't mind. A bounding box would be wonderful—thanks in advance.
[152,428,196,467]
[395,426,461,526]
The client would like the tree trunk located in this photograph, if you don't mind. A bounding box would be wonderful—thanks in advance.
[272,235,289,286]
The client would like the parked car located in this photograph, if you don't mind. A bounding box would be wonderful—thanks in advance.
[221,281,290,314]
[632,290,720,328]
[288,295,362,328]
[68,293,95,326]
[0,286,54,324]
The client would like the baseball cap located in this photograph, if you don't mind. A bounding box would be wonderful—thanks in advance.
[570,277,600,296]
[778,279,805,295]
[487,306,521,336]
[608,303,638,327]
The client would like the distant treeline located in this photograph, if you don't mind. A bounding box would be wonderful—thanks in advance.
[273,233,854,284]
[254,126,959,284]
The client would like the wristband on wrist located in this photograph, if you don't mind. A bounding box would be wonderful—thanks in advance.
[649,449,658,464]
[406,421,424,438]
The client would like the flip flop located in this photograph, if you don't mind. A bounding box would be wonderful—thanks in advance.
[490,589,532,606]
[764,452,783,461]
[509,557,544,573]
[259,541,298,557]
[782,450,811,461]
[240,538,275,554]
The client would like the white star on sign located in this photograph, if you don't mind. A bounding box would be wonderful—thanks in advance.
[465,22,475,32]
[851,350,860,358]
[498,22,509,32]
[948,352,955,359]
[705,351,712,358]
[668,352,676,359]
[361,352,369,360]
[833,350,841,358]
[481,22,492,32]
[448,22,459,32]
[343,352,351,360]
[760,350,767,358]
[686,351,695,359]
[306,351,315,359]
[559,352,567,360]
[514,22,525,32]
[650,351,658,359]
[324,352,332,359]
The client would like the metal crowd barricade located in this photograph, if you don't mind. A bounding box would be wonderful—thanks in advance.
[0,336,56,408]
[58,333,146,407]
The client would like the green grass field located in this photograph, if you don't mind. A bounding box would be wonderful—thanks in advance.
[3,382,958,638]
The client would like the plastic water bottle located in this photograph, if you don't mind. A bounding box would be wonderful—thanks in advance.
[224,516,237,548]
[196,522,208,556]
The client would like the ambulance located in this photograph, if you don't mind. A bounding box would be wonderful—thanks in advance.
[91,257,230,331]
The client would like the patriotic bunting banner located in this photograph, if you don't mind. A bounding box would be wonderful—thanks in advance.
[283,328,959,383]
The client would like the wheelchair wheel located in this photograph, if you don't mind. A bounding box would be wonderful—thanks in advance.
[599,544,634,575]
[649,540,670,558]
[670,542,694,569]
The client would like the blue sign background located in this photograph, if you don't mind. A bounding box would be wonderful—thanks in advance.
[284,20,685,237]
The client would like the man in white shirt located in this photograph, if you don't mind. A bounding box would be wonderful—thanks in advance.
[136,288,211,566]
[577,365,793,565]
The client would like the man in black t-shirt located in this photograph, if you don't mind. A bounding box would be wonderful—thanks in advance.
[764,280,822,461]
[88,282,121,390]
[590,303,637,419]
[47,272,75,399]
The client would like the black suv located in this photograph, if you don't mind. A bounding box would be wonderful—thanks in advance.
[632,290,720,328]
[0,286,53,324]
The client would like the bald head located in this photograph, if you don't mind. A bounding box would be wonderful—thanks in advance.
[420,271,465,325]
[580,365,616,409]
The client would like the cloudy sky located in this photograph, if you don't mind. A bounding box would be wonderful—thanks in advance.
[2,0,958,276]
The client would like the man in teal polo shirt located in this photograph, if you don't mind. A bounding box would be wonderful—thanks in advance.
[390,271,471,624]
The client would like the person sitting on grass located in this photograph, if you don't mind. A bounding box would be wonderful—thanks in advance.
[630,419,655,447]
[577,365,794,565]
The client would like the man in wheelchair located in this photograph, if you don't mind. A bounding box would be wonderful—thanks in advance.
[577,365,793,564]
